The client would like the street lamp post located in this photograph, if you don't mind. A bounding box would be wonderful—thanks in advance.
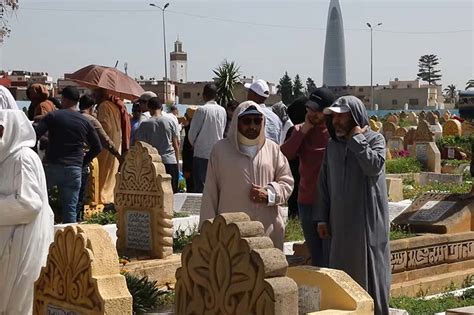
[150,3,170,104]
[366,22,382,111]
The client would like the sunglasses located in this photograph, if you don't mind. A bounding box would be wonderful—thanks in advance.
[240,116,263,126]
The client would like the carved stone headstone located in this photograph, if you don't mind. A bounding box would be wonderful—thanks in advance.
[443,119,463,137]
[34,225,132,314]
[84,158,105,220]
[407,112,419,126]
[388,137,404,153]
[115,141,173,259]
[383,122,397,140]
[394,127,408,138]
[404,128,416,151]
[419,111,426,120]
[462,120,474,136]
[414,120,435,142]
[387,114,399,125]
[175,212,298,315]
[426,112,438,125]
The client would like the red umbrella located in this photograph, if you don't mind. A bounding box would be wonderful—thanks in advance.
[68,64,144,100]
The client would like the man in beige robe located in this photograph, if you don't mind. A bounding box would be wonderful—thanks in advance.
[200,101,294,249]
[93,89,122,205]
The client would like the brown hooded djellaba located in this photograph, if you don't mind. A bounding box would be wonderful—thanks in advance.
[27,84,56,120]
[199,101,294,249]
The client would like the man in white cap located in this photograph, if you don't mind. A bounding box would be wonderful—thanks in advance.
[138,91,157,120]
[315,96,390,315]
[246,79,282,144]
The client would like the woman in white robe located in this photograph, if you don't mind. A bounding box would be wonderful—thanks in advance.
[0,109,54,315]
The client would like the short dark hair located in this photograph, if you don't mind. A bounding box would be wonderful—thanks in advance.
[79,94,95,110]
[226,100,239,110]
[148,97,163,111]
[61,86,80,103]
[203,83,217,100]
[169,105,178,112]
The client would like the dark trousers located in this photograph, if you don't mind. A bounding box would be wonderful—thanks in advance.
[76,165,91,221]
[164,163,179,193]
[192,157,208,193]
[298,203,330,267]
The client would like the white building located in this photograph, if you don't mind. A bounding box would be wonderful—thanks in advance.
[170,39,187,83]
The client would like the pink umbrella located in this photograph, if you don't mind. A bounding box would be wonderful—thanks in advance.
[68,64,144,100]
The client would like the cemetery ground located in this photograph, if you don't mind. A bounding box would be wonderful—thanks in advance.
[38,112,474,314]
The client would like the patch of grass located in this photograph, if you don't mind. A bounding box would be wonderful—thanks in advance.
[173,226,198,253]
[403,181,471,200]
[83,211,117,225]
[390,226,416,241]
[386,157,422,174]
[390,290,474,315]
[285,218,305,242]
[157,290,175,306]
[442,159,470,167]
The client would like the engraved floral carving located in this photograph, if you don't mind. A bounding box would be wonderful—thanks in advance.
[175,214,292,315]
[34,226,102,314]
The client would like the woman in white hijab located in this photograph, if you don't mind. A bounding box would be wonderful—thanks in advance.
[0,85,18,109]
[0,109,54,314]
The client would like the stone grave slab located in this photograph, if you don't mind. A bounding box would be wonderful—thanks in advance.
[173,193,202,215]
[462,120,474,136]
[115,141,173,259]
[387,114,399,125]
[404,128,416,151]
[34,225,132,315]
[388,137,404,153]
[407,112,418,126]
[426,111,439,125]
[394,127,408,138]
[393,193,473,234]
[411,142,441,173]
[388,201,412,222]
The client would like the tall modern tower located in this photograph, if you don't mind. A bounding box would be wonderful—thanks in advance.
[323,0,346,87]
[170,38,187,83]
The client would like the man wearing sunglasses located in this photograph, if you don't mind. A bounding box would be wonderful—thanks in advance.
[200,101,294,250]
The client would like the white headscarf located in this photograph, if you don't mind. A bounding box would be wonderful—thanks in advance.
[0,85,18,110]
[0,109,36,163]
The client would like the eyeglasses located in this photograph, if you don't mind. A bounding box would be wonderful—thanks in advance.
[240,116,263,126]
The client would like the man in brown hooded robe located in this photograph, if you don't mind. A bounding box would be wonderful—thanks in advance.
[27,83,56,121]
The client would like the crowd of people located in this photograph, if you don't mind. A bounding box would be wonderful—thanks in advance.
[0,79,473,314]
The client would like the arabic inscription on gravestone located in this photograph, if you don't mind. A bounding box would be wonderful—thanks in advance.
[409,201,457,223]
[126,210,151,251]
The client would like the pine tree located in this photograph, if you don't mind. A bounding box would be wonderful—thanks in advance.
[293,75,304,100]
[417,54,442,85]
[306,77,317,94]
[277,72,293,105]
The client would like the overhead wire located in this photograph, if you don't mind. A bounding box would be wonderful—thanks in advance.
[19,6,473,34]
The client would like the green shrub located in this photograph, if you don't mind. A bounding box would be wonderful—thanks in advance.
[83,211,117,225]
[285,218,305,242]
[442,159,470,167]
[124,273,169,313]
[386,157,422,174]
[390,293,474,315]
[437,135,473,156]
[390,226,416,240]
[173,211,191,218]
[403,181,471,200]
[173,226,198,253]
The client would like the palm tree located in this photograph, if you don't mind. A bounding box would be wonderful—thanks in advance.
[213,60,240,106]
[466,79,474,90]
[443,84,456,104]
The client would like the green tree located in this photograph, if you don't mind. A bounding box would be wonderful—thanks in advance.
[212,60,240,105]
[417,54,442,85]
[277,71,293,105]
[306,77,317,94]
[443,84,456,103]
[292,74,304,100]
[466,79,474,90]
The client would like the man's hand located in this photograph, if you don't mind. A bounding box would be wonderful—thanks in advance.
[301,115,314,134]
[347,125,368,139]
[317,222,331,239]
[250,184,268,204]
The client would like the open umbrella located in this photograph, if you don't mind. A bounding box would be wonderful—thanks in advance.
[68,64,144,100]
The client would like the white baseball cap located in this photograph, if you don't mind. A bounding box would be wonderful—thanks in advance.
[245,79,270,98]
[323,103,351,115]
[139,91,157,102]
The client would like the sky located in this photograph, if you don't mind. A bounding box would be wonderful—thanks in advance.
[1,0,473,89]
